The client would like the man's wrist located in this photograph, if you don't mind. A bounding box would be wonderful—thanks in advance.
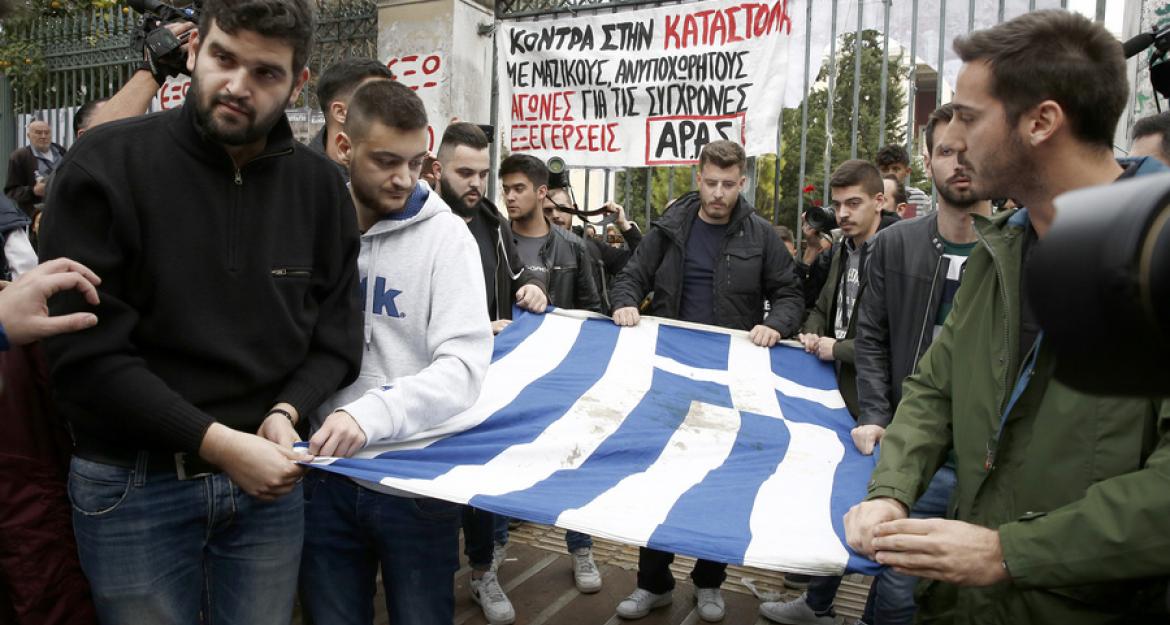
[269,402,300,426]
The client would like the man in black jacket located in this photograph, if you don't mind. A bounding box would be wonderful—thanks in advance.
[37,0,362,622]
[434,122,549,625]
[609,140,804,622]
[5,120,66,218]
[501,154,602,313]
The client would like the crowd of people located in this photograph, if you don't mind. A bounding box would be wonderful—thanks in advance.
[1,1,1168,625]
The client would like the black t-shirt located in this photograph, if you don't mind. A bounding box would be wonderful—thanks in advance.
[679,216,727,325]
[465,212,499,320]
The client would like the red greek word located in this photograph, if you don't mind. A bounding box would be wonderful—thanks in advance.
[386,54,442,90]
[664,1,792,50]
[511,91,576,122]
[511,122,621,153]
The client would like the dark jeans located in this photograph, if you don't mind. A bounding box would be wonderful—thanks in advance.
[462,507,593,569]
[300,470,460,625]
[69,454,302,625]
[807,466,957,622]
[637,547,726,594]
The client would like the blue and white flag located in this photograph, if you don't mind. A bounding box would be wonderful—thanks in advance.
[308,309,879,576]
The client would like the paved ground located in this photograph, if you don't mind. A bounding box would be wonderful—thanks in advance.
[298,522,874,624]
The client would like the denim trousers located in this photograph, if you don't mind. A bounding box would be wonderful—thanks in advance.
[462,507,593,569]
[300,470,461,625]
[804,466,957,623]
[68,454,302,625]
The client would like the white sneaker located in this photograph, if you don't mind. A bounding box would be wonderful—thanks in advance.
[759,592,838,625]
[616,588,673,619]
[470,571,515,625]
[694,587,725,622]
[571,547,602,593]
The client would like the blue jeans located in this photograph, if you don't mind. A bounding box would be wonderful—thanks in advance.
[300,470,461,625]
[463,508,593,568]
[861,465,958,625]
[68,454,302,625]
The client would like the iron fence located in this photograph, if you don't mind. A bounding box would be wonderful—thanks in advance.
[0,0,376,158]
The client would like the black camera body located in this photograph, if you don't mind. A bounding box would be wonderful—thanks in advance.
[131,0,201,83]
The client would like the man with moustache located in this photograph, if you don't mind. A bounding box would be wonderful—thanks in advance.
[299,80,493,625]
[37,0,363,621]
[501,154,601,313]
[609,140,804,622]
[845,11,1170,624]
[431,121,547,625]
[433,122,546,334]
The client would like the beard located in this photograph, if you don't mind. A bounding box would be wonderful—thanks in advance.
[350,170,411,217]
[190,73,289,147]
[961,131,1032,202]
[439,179,479,219]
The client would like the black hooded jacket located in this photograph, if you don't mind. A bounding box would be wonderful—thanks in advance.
[609,191,804,334]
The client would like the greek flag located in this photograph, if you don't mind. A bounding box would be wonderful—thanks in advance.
[308,309,879,576]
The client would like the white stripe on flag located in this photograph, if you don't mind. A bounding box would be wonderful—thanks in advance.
[652,348,846,410]
[359,311,583,456]
[375,319,658,498]
[727,340,851,573]
[556,398,741,546]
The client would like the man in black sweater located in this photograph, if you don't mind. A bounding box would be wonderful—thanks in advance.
[37,0,361,622]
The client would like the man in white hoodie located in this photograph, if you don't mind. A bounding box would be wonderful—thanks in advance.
[298,80,493,625]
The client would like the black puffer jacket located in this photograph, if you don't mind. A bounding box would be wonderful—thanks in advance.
[515,221,602,313]
[609,191,804,334]
[853,211,949,427]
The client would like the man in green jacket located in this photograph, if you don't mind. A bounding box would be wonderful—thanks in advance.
[844,10,1170,624]
[797,159,886,419]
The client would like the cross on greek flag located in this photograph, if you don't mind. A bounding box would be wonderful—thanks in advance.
[308,309,880,576]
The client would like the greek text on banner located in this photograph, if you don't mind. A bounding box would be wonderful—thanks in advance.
[497,0,795,168]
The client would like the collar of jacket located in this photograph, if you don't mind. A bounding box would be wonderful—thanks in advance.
[169,99,297,171]
[475,197,506,230]
[654,190,755,244]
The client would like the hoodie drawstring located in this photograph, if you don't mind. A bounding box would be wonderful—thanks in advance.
[364,237,382,349]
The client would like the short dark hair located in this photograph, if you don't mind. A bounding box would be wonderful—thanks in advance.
[1132,112,1170,160]
[438,122,490,161]
[499,154,549,188]
[953,9,1126,149]
[316,59,394,116]
[773,225,794,244]
[882,175,908,205]
[875,144,910,169]
[200,0,317,73]
[73,98,108,137]
[344,80,428,140]
[924,103,955,156]
[699,140,747,172]
[830,159,884,196]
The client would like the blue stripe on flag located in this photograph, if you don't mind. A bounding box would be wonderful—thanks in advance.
[771,347,881,575]
[467,367,732,524]
[771,345,838,390]
[655,325,730,370]
[338,317,621,479]
[646,410,792,565]
[492,308,548,363]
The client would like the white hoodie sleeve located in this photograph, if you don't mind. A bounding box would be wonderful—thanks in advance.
[342,218,492,446]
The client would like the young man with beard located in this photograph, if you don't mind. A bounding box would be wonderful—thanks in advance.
[609,140,804,622]
[298,80,493,625]
[795,159,886,418]
[845,11,1170,624]
[431,121,547,625]
[36,0,363,622]
[501,154,601,313]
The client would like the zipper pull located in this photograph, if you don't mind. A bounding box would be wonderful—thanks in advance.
[234,169,242,185]
[272,268,287,277]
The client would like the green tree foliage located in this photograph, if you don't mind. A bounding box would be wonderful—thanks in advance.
[616,29,914,232]
[777,29,913,227]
